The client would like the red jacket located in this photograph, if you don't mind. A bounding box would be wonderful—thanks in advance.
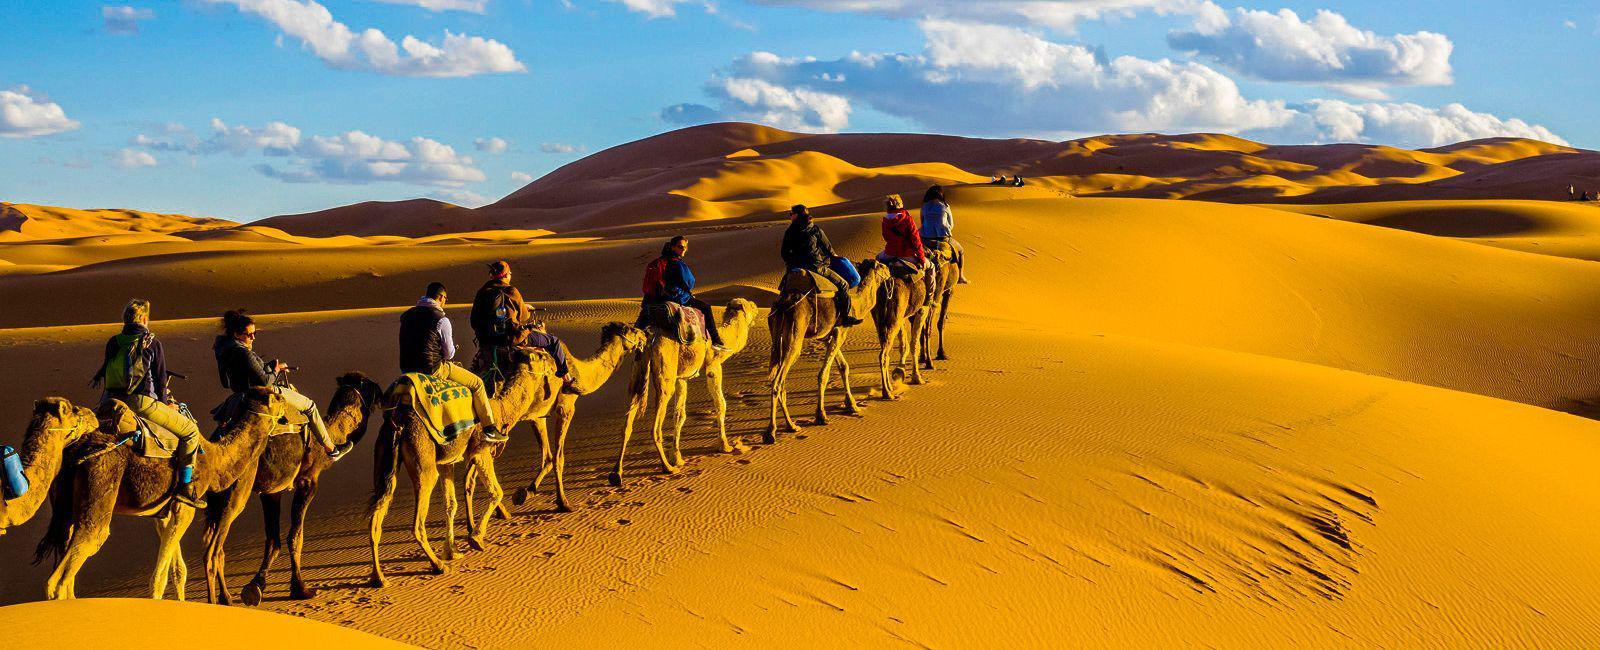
[882,209,924,264]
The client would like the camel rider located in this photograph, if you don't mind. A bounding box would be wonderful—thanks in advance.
[400,282,504,442]
[876,195,926,270]
[94,299,203,498]
[641,236,726,350]
[212,310,350,460]
[781,204,863,327]
[470,261,573,390]
[920,185,971,285]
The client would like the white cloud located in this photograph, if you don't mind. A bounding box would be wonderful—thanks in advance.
[1259,100,1569,148]
[103,5,155,34]
[610,0,698,18]
[429,188,492,207]
[474,136,509,153]
[1563,19,1577,29]
[372,0,487,12]
[1168,3,1452,97]
[202,0,525,77]
[110,148,158,168]
[511,171,535,183]
[538,142,586,154]
[134,118,487,186]
[668,20,1292,136]
[0,86,81,138]
[748,0,1192,31]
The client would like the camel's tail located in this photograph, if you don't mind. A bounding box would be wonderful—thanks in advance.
[367,411,402,516]
[767,311,803,384]
[629,348,652,398]
[33,454,78,566]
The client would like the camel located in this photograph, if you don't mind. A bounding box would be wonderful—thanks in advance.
[366,348,558,587]
[765,259,893,442]
[611,298,758,485]
[0,399,99,536]
[870,266,933,399]
[35,387,285,601]
[235,372,382,606]
[503,322,647,513]
[921,247,959,366]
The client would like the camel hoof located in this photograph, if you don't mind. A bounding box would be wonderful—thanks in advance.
[607,472,623,487]
[662,464,681,475]
[468,537,487,552]
[241,583,264,607]
[761,432,777,445]
[673,455,686,466]
[723,443,749,455]
[936,353,948,361]
[556,502,574,514]
[368,575,388,589]
[290,584,317,600]
[511,488,530,507]
[813,416,829,426]
[429,563,450,575]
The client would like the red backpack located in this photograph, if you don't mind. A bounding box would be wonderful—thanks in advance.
[641,257,670,300]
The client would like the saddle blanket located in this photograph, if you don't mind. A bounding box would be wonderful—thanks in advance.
[641,301,705,345]
[393,372,477,445]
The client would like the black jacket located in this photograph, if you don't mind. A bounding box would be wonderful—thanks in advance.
[399,303,447,374]
[213,336,277,392]
[781,217,836,271]
[96,324,169,401]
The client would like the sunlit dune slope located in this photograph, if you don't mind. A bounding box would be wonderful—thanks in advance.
[0,203,234,241]
[0,599,406,648]
[1263,200,1600,261]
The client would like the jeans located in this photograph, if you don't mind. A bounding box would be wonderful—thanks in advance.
[274,385,334,451]
[433,361,498,430]
[523,330,570,378]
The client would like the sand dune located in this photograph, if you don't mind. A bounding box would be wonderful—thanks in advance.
[0,203,233,242]
[0,599,406,648]
[2,125,1600,646]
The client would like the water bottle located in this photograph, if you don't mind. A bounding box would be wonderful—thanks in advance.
[178,464,195,486]
[1,445,28,499]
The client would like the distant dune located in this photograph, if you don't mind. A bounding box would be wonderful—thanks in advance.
[0,203,234,242]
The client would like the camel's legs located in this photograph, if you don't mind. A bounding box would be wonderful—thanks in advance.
[612,371,650,486]
[935,290,952,361]
[46,488,116,600]
[172,549,188,601]
[242,491,284,606]
[464,465,480,538]
[670,378,690,468]
[834,330,860,415]
[651,369,677,473]
[469,451,504,551]
[708,366,742,453]
[367,448,400,588]
[551,397,577,513]
[814,333,837,426]
[879,318,900,401]
[530,416,554,491]
[440,465,459,562]
[206,474,257,606]
[908,308,928,385]
[151,505,195,600]
[288,478,317,599]
[410,456,447,574]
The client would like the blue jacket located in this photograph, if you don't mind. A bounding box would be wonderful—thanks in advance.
[920,201,953,239]
[662,258,695,305]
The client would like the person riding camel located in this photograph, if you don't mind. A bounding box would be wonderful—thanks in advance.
[920,185,971,285]
[400,282,503,442]
[876,195,926,270]
[782,204,863,327]
[93,299,204,502]
[470,260,574,392]
[640,236,727,350]
[212,309,350,460]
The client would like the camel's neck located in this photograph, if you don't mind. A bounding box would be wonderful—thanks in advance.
[1,423,68,528]
[570,337,630,394]
[323,389,371,446]
[717,312,756,355]
[199,414,271,484]
[491,370,546,424]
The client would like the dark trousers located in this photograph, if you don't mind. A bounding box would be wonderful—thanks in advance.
[813,266,855,321]
[523,330,571,377]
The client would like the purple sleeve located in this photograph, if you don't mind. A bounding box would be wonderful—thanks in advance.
[439,315,456,360]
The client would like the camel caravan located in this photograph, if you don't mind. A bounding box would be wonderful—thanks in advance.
[0,186,968,604]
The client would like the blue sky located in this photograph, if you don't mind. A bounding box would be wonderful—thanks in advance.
[2,1,1595,221]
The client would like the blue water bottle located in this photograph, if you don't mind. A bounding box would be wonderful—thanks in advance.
[178,464,195,485]
[2,445,28,499]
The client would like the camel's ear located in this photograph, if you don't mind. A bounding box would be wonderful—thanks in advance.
[35,398,67,418]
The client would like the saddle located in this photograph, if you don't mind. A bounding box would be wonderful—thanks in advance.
[778,269,839,299]
[212,390,307,438]
[639,302,706,345]
[389,373,477,445]
[925,240,955,264]
[96,398,188,460]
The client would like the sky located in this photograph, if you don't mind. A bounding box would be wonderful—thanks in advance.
[2,0,1595,221]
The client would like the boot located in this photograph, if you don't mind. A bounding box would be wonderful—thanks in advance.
[305,407,345,461]
[482,423,508,443]
[171,450,205,508]
[837,293,864,327]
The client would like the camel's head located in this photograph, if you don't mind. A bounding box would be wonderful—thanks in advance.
[334,372,383,413]
[29,398,96,446]
[855,258,892,286]
[723,297,758,328]
[602,321,648,353]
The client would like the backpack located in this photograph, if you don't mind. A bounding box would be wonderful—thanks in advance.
[103,332,152,395]
[641,257,670,300]
[488,286,519,338]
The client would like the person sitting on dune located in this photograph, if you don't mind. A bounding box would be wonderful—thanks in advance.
[94,299,205,503]
[641,235,727,350]
[401,281,501,442]
[875,195,926,274]
[1012,175,1026,187]
[213,309,349,459]
[991,175,1007,185]
[471,261,573,396]
[782,204,863,327]
[920,186,971,285]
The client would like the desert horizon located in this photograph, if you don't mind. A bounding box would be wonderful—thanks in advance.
[5,1,1600,647]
